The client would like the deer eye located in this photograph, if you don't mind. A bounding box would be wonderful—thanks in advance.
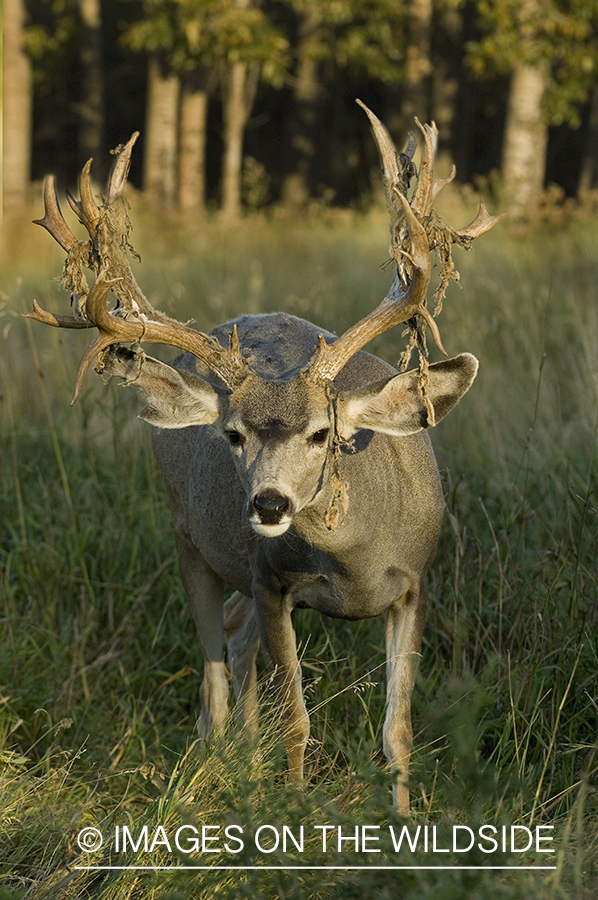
[226,430,244,446]
[310,428,329,445]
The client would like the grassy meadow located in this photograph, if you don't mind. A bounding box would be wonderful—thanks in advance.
[0,192,596,898]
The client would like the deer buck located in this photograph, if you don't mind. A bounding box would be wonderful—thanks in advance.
[27,101,500,810]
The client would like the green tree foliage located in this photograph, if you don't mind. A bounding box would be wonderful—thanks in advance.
[123,0,288,84]
[468,0,598,126]
[24,0,79,91]
[284,0,406,82]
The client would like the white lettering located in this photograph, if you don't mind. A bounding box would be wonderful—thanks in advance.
[477,825,498,853]
[120,825,148,853]
[453,826,475,853]
[201,825,220,853]
[224,825,244,853]
[432,826,450,852]
[361,826,381,852]
[255,825,279,853]
[282,825,304,852]
[337,826,359,852]
[511,826,533,852]
[149,826,172,853]
[315,825,334,851]
[175,826,199,854]
[389,824,421,852]
[536,826,554,853]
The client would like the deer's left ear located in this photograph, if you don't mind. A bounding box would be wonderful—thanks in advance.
[336,353,478,438]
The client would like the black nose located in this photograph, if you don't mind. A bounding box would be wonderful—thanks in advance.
[253,492,290,524]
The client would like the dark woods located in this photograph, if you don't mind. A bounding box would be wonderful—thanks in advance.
[5,0,598,219]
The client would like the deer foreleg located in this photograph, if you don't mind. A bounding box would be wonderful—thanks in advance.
[384,584,426,813]
[254,585,309,783]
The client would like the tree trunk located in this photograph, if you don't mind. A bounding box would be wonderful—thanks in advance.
[220,61,259,220]
[3,0,33,212]
[178,76,208,215]
[281,12,320,208]
[77,0,104,169]
[502,60,549,219]
[143,57,180,209]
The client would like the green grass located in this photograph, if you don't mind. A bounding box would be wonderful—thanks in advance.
[0,199,596,898]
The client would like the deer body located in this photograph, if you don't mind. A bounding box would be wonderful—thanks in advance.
[126,310,469,807]
[28,102,500,809]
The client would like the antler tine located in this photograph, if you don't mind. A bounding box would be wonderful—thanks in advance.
[106,132,139,204]
[65,188,85,226]
[356,98,415,218]
[411,119,456,217]
[393,191,445,354]
[23,298,91,329]
[71,273,120,403]
[410,119,436,217]
[457,199,504,240]
[33,176,78,252]
[79,157,101,232]
[65,158,101,238]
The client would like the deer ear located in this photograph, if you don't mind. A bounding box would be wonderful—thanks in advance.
[336,353,478,438]
[100,347,222,428]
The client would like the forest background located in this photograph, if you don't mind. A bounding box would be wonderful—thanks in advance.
[5,0,598,221]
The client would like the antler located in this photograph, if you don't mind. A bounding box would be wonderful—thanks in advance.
[25,135,248,403]
[308,100,502,383]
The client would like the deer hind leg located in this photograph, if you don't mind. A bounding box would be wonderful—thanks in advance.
[384,582,426,813]
[223,592,260,735]
[174,530,229,740]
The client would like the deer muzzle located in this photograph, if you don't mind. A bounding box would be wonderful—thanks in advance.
[251,490,293,536]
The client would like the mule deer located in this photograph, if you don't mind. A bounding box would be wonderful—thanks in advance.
[27,102,500,809]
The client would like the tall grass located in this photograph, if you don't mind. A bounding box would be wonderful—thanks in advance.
[0,199,596,898]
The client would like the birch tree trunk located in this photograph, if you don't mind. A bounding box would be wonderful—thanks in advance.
[501,60,549,219]
[178,77,208,215]
[220,61,259,220]
[143,57,180,209]
[221,61,247,220]
[3,0,33,212]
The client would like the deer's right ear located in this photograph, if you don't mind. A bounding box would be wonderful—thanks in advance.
[100,347,222,428]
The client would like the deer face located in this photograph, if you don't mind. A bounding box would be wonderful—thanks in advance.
[221,373,333,536]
